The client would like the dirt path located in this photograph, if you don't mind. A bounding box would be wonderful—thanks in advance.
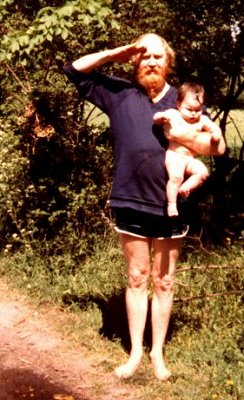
[0,279,136,400]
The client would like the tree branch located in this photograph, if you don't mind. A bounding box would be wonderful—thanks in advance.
[6,63,31,95]
[176,264,244,274]
[174,290,243,303]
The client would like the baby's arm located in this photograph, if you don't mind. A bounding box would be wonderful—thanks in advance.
[167,114,225,156]
[200,115,222,143]
[153,109,180,125]
[153,109,182,140]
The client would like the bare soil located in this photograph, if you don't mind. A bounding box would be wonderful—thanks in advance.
[0,279,136,400]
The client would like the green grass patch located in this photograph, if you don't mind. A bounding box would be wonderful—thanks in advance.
[0,237,243,400]
[225,109,243,150]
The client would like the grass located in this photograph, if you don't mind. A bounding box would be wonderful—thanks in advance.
[0,236,243,400]
[225,109,243,149]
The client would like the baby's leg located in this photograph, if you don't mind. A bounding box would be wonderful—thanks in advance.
[165,150,186,216]
[179,158,209,197]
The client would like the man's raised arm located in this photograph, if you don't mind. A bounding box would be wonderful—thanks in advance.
[72,43,146,73]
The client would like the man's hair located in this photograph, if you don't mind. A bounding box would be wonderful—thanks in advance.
[178,82,205,105]
[133,33,175,76]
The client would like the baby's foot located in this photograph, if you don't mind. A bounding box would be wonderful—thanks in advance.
[178,187,191,198]
[167,202,178,217]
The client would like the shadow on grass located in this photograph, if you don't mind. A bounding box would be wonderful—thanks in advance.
[63,290,131,351]
[0,368,88,400]
[97,291,156,352]
[62,291,204,352]
[62,290,198,352]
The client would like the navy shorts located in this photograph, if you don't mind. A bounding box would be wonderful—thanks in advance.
[112,207,189,239]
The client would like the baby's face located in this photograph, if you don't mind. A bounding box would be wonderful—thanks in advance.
[178,93,203,123]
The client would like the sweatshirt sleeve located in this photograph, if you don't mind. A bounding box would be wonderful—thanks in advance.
[63,63,132,114]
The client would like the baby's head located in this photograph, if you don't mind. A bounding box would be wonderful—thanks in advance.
[177,82,205,123]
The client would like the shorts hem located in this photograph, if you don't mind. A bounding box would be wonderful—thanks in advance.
[114,224,189,240]
[114,226,148,239]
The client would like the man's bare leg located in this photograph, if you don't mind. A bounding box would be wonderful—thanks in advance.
[150,238,182,380]
[115,233,151,378]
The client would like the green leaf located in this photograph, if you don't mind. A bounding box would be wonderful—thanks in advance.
[87,4,96,14]
[58,5,75,17]
[46,33,53,42]
[11,41,20,53]
[18,35,30,47]
[61,28,69,41]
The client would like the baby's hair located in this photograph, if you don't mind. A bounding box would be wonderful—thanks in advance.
[178,82,205,105]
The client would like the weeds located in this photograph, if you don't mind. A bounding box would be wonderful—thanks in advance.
[0,236,243,400]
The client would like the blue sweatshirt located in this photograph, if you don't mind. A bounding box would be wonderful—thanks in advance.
[64,64,178,216]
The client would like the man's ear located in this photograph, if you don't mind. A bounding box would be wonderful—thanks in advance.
[131,53,140,66]
[130,55,136,65]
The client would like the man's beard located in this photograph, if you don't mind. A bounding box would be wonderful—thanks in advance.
[136,67,165,99]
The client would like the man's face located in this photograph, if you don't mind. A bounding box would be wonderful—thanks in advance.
[178,93,203,123]
[135,35,168,98]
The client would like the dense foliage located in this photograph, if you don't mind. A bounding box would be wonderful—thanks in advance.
[0,0,243,257]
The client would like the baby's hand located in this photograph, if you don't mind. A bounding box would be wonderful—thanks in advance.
[211,130,221,143]
[153,112,169,125]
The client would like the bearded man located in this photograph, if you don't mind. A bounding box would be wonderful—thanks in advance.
[64,33,225,380]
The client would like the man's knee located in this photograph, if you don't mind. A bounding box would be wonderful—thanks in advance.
[128,266,149,289]
[152,273,174,291]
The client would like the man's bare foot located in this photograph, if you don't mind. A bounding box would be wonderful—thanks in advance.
[114,354,142,379]
[150,353,172,381]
